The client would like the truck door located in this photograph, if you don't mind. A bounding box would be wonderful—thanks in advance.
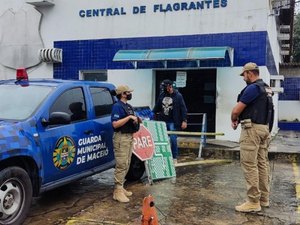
[38,87,95,184]
[88,87,115,166]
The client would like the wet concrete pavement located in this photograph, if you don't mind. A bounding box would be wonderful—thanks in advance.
[269,130,300,154]
[24,131,300,225]
[178,130,300,154]
[178,130,300,161]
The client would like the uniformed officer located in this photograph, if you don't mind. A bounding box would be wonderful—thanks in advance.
[231,62,274,212]
[111,85,141,203]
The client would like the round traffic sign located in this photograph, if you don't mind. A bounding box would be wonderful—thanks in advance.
[132,124,155,161]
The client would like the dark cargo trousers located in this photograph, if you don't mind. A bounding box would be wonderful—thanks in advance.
[239,121,271,203]
[113,132,133,188]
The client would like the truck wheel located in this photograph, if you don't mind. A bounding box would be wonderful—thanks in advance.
[0,167,33,225]
[126,154,145,181]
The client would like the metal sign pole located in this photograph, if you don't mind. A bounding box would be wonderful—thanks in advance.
[144,160,153,185]
[198,113,207,159]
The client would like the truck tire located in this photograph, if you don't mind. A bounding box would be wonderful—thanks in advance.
[126,154,145,181]
[0,167,33,225]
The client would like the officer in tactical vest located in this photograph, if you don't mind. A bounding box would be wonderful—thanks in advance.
[231,62,274,212]
[111,85,141,203]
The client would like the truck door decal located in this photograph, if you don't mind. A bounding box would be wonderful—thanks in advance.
[53,136,76,170]
[76,135,108,165]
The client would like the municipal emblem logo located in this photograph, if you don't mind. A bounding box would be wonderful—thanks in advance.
[53,136,76,170]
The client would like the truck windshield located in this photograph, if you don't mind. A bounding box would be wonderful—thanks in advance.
[0,84,53,120]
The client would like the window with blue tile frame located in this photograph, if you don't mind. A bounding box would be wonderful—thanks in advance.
[279,77,300,100]
[53,31,276,80]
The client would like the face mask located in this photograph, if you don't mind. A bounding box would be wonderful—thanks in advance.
[126,93,132,100]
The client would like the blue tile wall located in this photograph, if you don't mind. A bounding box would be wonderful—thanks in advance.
[279,78,300,100]
[278,122,300,131]
[54,31,276,80]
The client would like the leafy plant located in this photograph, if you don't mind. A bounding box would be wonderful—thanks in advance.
[292,13,300,62]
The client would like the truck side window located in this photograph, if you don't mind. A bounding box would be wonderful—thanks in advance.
[90,87,113,117]
[50,88,87,122]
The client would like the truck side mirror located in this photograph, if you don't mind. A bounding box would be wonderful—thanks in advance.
[42,112,71,126]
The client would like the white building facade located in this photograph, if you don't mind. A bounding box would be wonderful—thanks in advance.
[0,0,285,141]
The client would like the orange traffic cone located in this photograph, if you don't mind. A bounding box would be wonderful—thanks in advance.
[141,195,159,225]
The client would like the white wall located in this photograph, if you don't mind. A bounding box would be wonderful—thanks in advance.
[108,69,154,107]
[216,66,273,142]
[278,101,300,121]
[266,6,281,72]
[216,67,244,142]
[35,0,269,43]
[271,93,278,134]
[0,0,274,79]
[0,0,281,142]
[0,61,52,80]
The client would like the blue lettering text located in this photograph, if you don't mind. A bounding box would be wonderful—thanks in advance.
[78,7,126,18]
[79,1,228,18]
[165,4,172,12]
[86,10,92,17]
[213,0,220,8]
[79,10,85,17]
[205,0,212,9]
[181,3,188,11]
[189,2,197,10]
[173,3,180,11]
[92,9,99,17]
[221,0,228,7]
[197,2,204,9]
[153,4,160,13]
[133,5,146,14]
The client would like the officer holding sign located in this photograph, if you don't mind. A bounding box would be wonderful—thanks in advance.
[111,85,141,203]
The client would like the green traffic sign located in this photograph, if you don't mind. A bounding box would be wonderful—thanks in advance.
[142,120,176,182]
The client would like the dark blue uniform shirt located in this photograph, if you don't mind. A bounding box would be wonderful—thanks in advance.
[239,84,260,105]
[111,101,127,122]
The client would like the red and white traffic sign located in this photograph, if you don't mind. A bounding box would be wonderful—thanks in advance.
[132,124,155,161]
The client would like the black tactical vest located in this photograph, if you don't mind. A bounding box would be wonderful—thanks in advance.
[116,103,140,133]
[238,79,274,130]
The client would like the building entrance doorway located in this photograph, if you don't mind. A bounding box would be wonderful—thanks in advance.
[155,69,216,133]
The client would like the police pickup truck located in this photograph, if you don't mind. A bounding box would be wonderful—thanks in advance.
[0,71,145,225]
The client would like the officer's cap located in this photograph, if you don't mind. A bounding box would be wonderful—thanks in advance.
[240,62,259,76]
[161,79,174,86]
[115,85,133,95]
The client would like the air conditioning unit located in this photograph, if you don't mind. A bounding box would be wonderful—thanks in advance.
[39,48,62,63]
